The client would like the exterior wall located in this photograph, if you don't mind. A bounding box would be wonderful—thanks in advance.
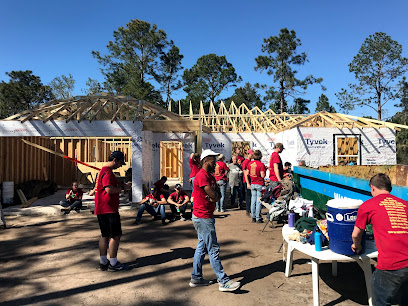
[0,120,143,201]
[151,133,195,188]
[296,127,396,168]
[142,131,154,190]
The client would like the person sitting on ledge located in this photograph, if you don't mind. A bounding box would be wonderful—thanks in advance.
[167,184,190,221]
[134,187,168,225]
[60,181,83,214]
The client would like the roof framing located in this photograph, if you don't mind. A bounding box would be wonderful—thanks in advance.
[173,100,408,133]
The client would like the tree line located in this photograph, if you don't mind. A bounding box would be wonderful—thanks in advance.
[1,19,407,123]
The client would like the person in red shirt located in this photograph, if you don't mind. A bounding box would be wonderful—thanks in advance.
[94,151,131,272]
[167,184,190,221]
[234,148,245,164]
[269,143,284,188]
[247,150,266,223]
[352,174,408,305]
[135,187,167,225]
[60,181,83,214]
[154,176,169,198]
[242,149,254,216]
[189,149,240,292]
[214,154,229,212]
[189,153,201,193]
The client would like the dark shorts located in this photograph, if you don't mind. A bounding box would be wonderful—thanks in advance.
[97,212,122,238]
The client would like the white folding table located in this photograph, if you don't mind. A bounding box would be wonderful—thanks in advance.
[282,225,378,306]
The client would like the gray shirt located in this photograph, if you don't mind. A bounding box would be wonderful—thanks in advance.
[228,163,243,187]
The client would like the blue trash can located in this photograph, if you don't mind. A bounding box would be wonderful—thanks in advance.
[326,199,364,255]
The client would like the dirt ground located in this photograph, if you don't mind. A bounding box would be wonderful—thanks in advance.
[1,205,373,305]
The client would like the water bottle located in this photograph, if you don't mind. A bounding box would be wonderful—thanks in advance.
[176,207,180,212]
[315,229,322,251]
[308,206,314,218]
[288,211,295,228]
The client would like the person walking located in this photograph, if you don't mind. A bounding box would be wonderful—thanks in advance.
[228,155,243,209]
[247,150,266,223]
[352,173,408,305]
[242,149,254,217]
[214,154,229,212]
[94,151,131,271]
[189,149,241,292]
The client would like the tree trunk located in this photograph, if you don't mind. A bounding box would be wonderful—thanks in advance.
[280,78,285,113]
[377,93,381,121]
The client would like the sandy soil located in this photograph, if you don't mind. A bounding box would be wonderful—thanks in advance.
[1,206,373,305]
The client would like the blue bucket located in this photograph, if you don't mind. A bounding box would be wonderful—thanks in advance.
[326,199,364,255]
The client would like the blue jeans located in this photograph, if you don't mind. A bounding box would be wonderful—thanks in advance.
[191,216,229,284]
[136,203,166,220]
[372,267,408,305]
[251,184,263,220]
[230,185,243,208]
[190,177,195,194]
[245,186,251,213]
[216,180,226,211]
[60,199,82,210]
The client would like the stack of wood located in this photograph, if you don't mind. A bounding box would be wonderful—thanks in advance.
[16,189,38,208]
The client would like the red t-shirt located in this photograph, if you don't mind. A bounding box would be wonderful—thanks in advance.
[66,188,83,203]
[214,161,229,181]
[236,155,245,163]
[192,169,217,218]
[269,152,284,182]
[94,166,120,215]
[189,158,201,178]
[169,191,188,203]
[144,193,165,203]
[355,194,408,270]
[242,158,251,183]
[248,160,266,185]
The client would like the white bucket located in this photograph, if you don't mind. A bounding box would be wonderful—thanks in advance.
[2,181,14,204]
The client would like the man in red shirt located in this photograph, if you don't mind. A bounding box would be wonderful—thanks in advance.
[234,148,245,164]
[189,153,201,193]
[352,174,408,305]
[242,149,254,216]
[269,143,284,189]
[189,149,240,292]
[167,184,190,221]
[214,154,229,212]
[94,151,131,272]
[154,176,169,198]
[135,187,167,225]
[60,181,83,214]
[247,150,266,223]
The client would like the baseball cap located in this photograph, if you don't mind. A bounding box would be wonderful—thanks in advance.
[275,143,285,150]
[247,149,254,155]
[217,154,225,160]
[200,149,219,161]
[175,183,182,190]
[110,151,126,165]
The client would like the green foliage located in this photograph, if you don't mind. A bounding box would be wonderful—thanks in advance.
[254,28,324,113]
[183,54,242,103]
[288,98,310,114]
[315,94,336,112]
[0,70,54,118]
[49,74,75,99]
[156,46,184,107]
[336,32,408,120]
[224,82,265,109]
[81,78,103,95]
[391,79,408,164]
[92,19,171,104]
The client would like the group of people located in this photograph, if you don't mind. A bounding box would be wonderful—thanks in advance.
[188,143,291,224]
[57,146,408,300]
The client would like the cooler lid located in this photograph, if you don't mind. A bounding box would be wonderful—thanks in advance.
[327,198,363,209]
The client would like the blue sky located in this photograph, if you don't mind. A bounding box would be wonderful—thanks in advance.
[1,0,408,119]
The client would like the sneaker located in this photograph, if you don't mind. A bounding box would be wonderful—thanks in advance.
[246,212,251,217]
[252,218,256,223]
[219,280,241,292]
[220,210,225,213]
[161,219,167,226]
[99,262,109,271]
[74,208,81,213]
[256,219,264,223]
[180,216,186,221]
[108,261,127,272]
[215,208,220,212]
[133,219,141,225]
[189,278,214,287]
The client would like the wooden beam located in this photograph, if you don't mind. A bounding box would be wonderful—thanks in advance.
[142,120,211,133]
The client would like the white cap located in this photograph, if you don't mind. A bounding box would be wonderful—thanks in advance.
[200,149,220,161]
